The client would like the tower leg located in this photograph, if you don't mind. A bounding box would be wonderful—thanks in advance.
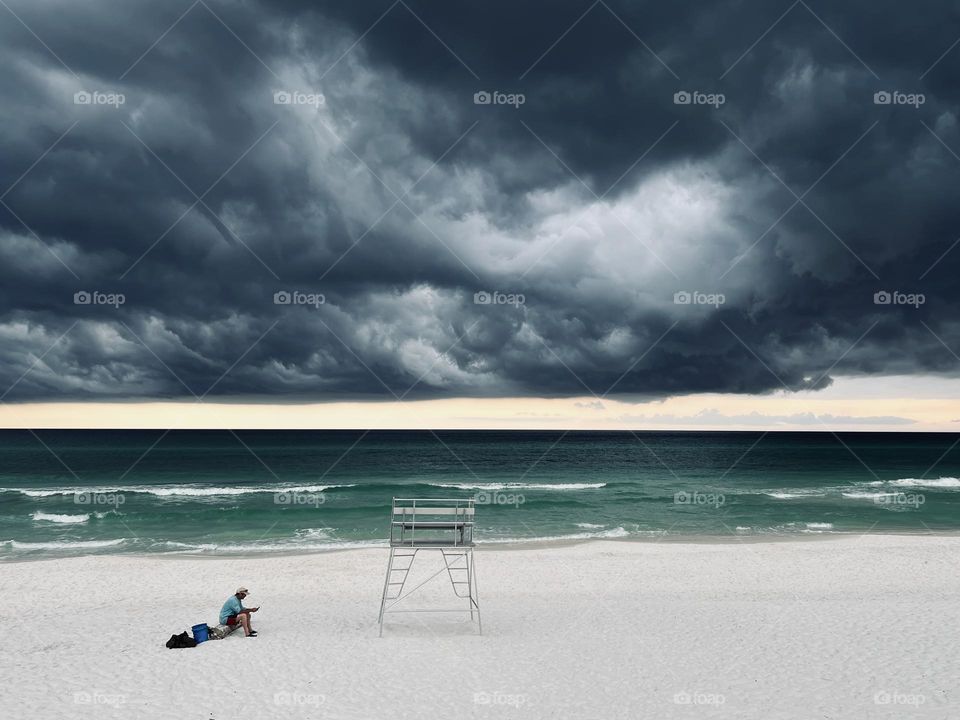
[466,549,475,621]
[378,547,396,637]
[471,549,482,635]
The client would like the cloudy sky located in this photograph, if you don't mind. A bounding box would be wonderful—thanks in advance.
[1,0,959,429]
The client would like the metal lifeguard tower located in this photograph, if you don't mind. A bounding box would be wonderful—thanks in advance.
[378,498,481,636]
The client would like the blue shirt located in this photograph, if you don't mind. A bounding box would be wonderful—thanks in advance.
[219,595,243,624]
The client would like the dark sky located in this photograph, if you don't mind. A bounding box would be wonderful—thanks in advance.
[1,0,959,401]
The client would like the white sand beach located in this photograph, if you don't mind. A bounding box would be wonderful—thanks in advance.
[3,535,958,719]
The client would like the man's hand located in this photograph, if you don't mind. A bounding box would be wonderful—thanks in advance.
[251,606,260,612]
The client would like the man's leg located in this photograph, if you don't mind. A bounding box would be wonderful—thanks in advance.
[238,611,253,636]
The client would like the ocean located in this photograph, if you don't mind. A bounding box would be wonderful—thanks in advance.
[1,430,958,559]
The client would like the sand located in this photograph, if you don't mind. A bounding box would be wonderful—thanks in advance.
[2,535,959,719]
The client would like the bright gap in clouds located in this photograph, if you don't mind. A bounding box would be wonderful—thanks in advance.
[3,376,958,431]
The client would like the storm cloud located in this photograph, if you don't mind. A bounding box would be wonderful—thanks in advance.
[1,0,959,401]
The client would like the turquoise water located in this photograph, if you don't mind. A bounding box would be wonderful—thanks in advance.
[1,430,958,559]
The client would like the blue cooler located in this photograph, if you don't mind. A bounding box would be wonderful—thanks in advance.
[192,623,209,643]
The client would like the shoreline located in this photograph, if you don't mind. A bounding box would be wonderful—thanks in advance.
[5,529,960,565]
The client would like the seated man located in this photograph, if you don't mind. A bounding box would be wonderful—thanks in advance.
[220,586,260,637]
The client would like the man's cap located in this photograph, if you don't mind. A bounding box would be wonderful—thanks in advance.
[236,587,249,595]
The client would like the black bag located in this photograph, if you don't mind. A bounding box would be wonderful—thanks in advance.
[165,631,198,649]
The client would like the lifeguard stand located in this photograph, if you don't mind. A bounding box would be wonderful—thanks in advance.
[378,497,481,636]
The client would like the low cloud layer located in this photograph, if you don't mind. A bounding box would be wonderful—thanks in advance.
[1,0,959,401]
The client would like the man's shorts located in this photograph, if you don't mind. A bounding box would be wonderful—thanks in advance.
[225,614,239,626]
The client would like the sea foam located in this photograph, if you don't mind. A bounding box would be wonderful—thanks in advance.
[7,539,126,550]
[5,484,355,498]
[160,538,384,553]
[31,511,90,524]
[864,477,960,489]
[431,482,606,491]
[889,477,960,488]
[479,526,630,544]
